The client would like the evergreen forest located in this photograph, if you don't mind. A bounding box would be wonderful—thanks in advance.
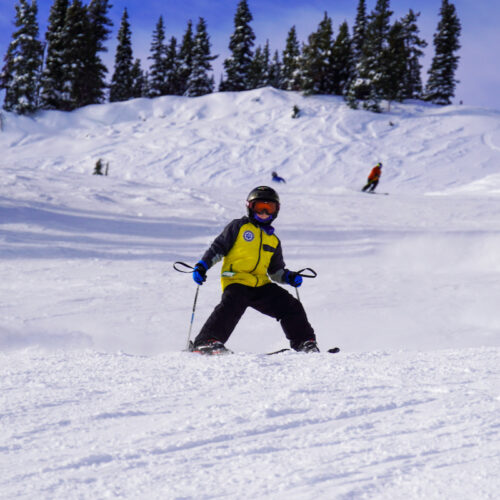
[0,0,461,115]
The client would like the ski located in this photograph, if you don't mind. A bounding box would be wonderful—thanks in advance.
[266,347,340,355]
[266,348,291,355]
[187,342,340,356]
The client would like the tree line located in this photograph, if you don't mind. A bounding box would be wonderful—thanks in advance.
[0,0,461,115]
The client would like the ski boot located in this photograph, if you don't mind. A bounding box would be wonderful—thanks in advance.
[296,340,320,353]
[189,339,231,355]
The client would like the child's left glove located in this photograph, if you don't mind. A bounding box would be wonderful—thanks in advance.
[285,270,303,288]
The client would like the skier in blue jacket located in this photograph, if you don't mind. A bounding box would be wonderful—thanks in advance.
[271,171,286,183]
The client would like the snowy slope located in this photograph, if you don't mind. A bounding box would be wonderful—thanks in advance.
[1,89,499,499]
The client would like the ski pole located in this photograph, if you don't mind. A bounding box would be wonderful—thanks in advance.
[186,285,200,350]
[173,261,200,350]
[294,267,317,302]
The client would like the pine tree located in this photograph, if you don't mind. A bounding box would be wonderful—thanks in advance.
[281,26,301,91]
[1,0,44,114]
[301,12,334,95]
[331,21,354,96]
[345,0,367,108]
[249,41,270,89]
[352,0,367,62]
[148,16,168,97]
[400,10,427,99]
[131,58,146,98]
[185,17,217,97]
[39,0,68,110]
[385,21,407,107]
[220,0,255,91]
[425,0,461,105]
[268,50,282,89]
[177,20,195,95]
[347,0,393,112]
[59,0,91,110]
[109,8,134,102]
[84,0,112,105]
[164,36,180,95]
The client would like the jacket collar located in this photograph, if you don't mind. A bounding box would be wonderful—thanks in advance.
[246,216,275,235]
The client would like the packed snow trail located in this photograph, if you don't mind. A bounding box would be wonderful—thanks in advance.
[1,348,499,499]
[1,89,500,498]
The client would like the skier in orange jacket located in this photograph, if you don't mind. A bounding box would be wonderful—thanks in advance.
[362,162,382,192]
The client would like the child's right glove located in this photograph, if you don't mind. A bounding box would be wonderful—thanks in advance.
[192,261,208,285]
[285,270,303,288]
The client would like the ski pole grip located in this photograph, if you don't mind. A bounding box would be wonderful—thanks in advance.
[297,268,317,278]
[173,261,195,273]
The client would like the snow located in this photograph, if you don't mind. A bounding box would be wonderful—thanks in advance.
[1,88,499,498]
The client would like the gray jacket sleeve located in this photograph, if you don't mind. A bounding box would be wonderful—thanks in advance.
[200,218,244,269]
[268,239,288,284]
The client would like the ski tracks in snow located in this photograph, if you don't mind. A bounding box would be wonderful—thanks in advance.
[1,348,498,499]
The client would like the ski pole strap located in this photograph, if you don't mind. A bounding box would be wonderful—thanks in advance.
[173,261,195,273]
[296,268,317,278]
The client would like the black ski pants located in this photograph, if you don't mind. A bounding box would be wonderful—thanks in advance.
[362,180,378,192]
[194,283,315,350]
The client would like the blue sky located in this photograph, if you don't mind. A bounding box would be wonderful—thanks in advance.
[1,0,499,110]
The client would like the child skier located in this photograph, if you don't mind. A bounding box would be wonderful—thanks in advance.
[190,186,319,355]
[362,162,383,192]
[271,171,286,183]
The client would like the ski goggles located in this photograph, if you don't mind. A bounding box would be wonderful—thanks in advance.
[249,199,279,214]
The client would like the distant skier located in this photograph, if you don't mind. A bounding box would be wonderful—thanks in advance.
[190,186,319,355]
[271,171,286,183]
[93,159,104,175]
[362,162,382,192]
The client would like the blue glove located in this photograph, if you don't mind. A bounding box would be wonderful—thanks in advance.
[285,270,302,288]
[193,261,208,285]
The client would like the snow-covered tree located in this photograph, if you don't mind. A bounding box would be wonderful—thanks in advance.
[148,16,168,97]
[220,0,255,91]
[249,41,271,89]
[400,9,427,100]
[39,0,68,110]
[59,0,91,110]
[281,26,301,91]
[301,12,334,95]
[345,0,368,108]
[161,36,181,95]
[331,21,354,96]
[346,0,393,112]
[385,20,407,107]
[40,0,111,110]
[268,50,283,89]
[84,0,112,105]
[130,59,146,98]
[352,0,367,62]
[1,0,44,114]
[425,0,461,105]
[176,20,195,95]
[109,8,134,102]
[185,17,217,97]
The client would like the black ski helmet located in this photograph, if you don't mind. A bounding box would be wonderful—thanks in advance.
[246,186,280,224]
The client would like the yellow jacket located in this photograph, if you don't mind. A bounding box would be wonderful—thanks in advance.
[200,217,287,290]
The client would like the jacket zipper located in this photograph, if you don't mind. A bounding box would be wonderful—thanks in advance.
[249,228,263,286]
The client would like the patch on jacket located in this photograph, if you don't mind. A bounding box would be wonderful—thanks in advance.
[243,230,255,242]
